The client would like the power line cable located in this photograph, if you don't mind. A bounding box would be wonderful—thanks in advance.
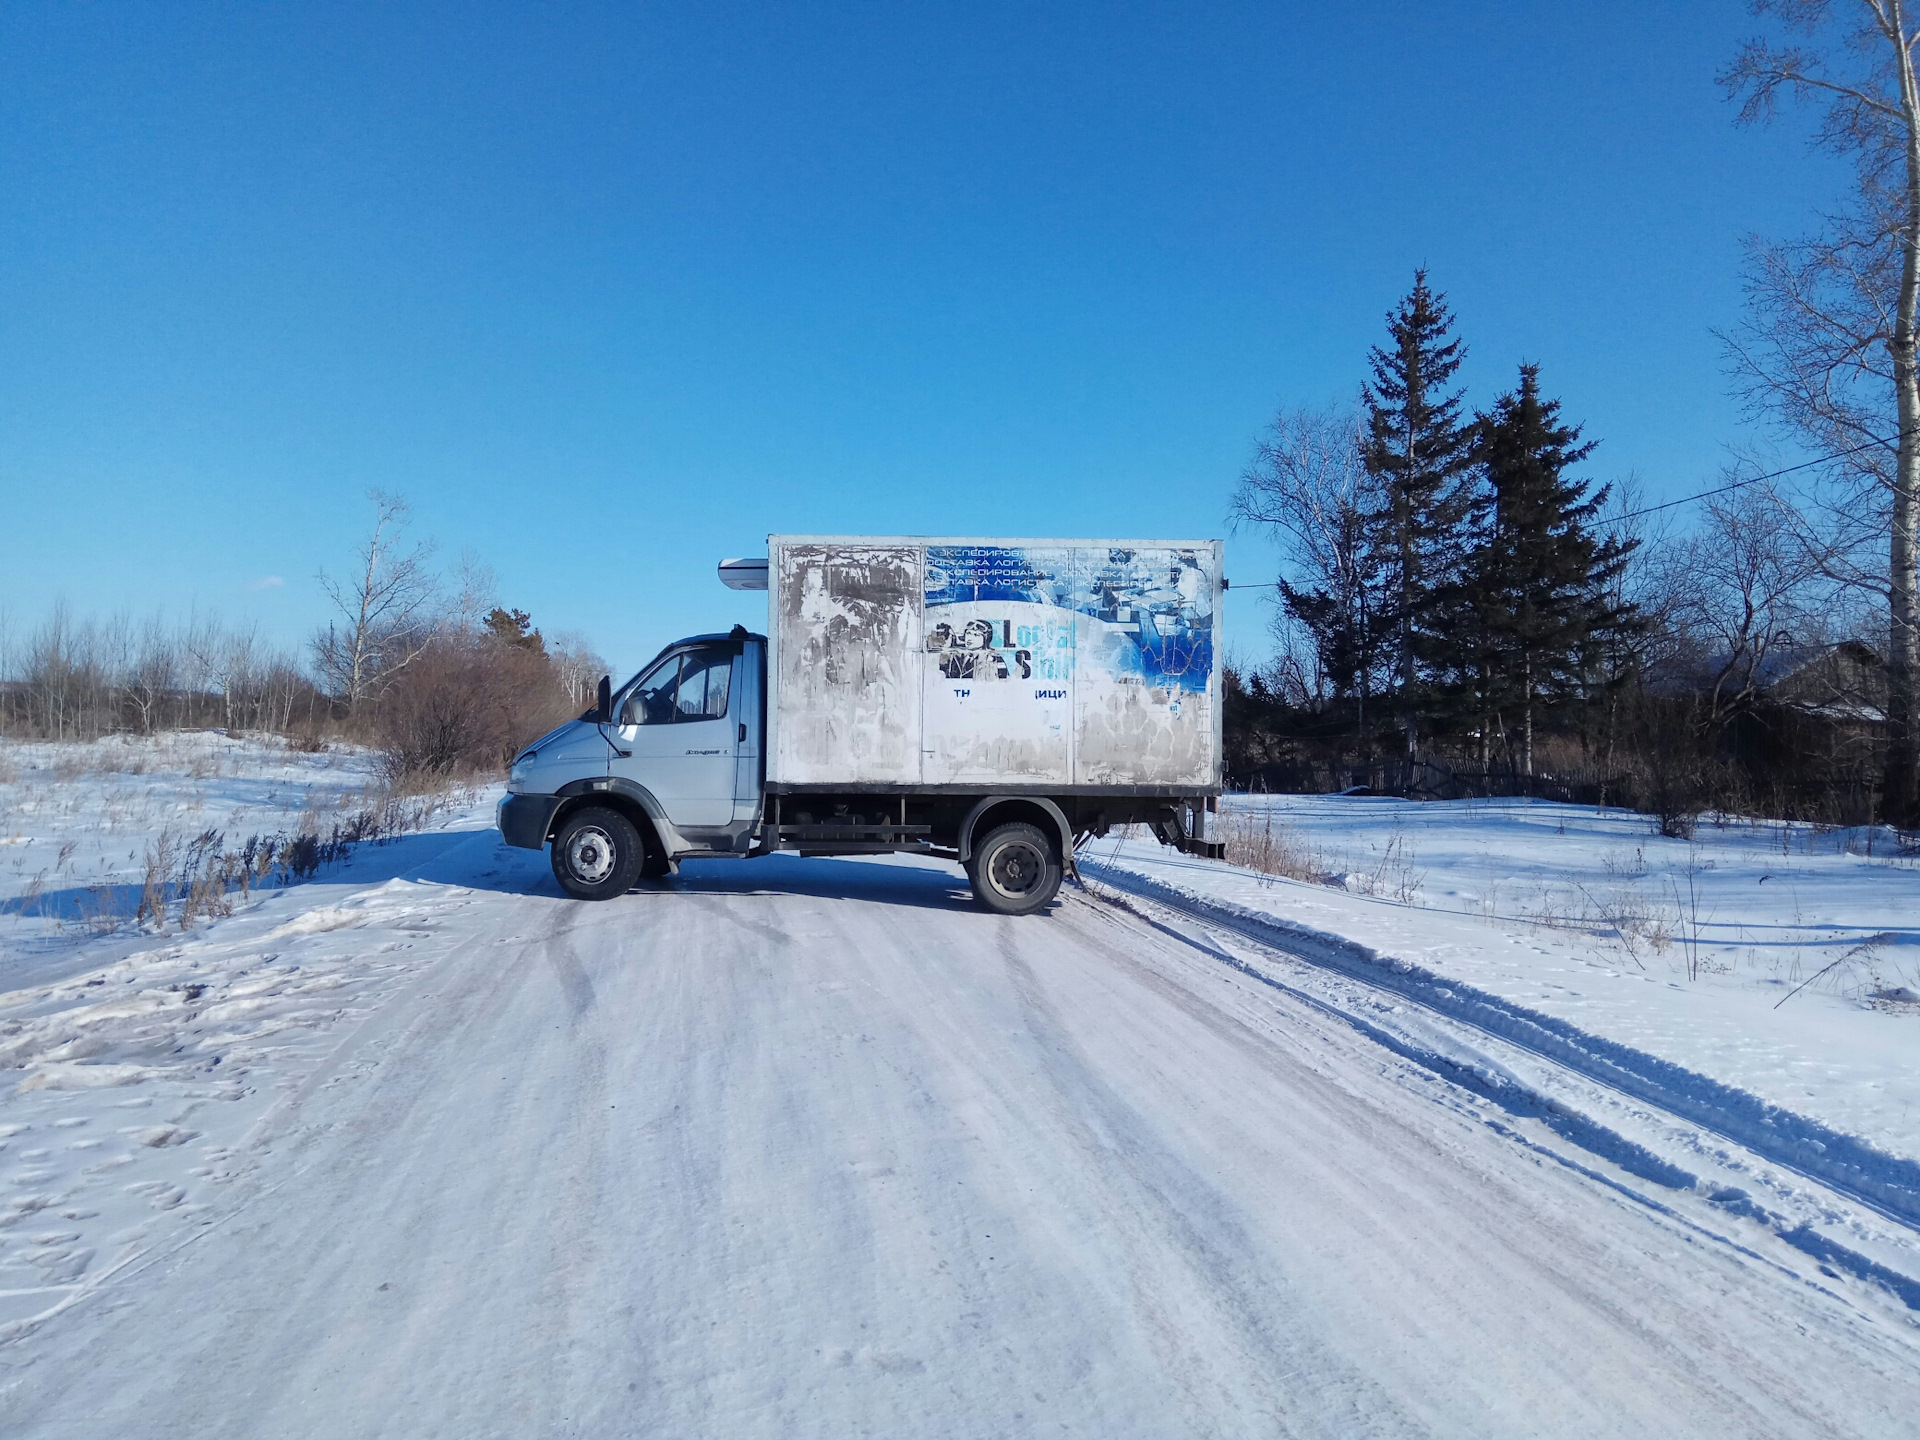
[1611,427,1900,522]
[1226,426,1903,591]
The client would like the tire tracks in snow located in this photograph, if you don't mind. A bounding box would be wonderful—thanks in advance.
[989,920,1395,1437]
[1040,889,1891,1434]
[1083,859,1920,1229]
[1075,868,1920,1318]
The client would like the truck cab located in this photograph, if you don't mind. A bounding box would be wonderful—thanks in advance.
[499,627,767,874]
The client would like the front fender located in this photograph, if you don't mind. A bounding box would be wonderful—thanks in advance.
[551,777,692,856]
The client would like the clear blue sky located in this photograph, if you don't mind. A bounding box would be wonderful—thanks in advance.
[0,2,1844,675]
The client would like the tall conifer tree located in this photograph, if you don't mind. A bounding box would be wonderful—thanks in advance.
[1465,365,1635,775]
[1361,272,1475,759]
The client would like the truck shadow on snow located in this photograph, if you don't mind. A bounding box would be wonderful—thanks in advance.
[647,854,982,911]
[458,842,987,913]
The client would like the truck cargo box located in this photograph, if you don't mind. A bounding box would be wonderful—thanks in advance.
[767,536,1223,792]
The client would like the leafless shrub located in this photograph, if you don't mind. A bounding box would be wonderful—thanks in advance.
[1668,845,1712,981]
[1360,829,1424,903]
[137,829,176,929]
[124,783,460,928]
[177,828,229,928]
[76,883,128,936]
[1775,932,1903,1008]
[376,631,578,782]
[1656,807,1697,842]
[1220,805,1329,883]
[1570,878,1655,971]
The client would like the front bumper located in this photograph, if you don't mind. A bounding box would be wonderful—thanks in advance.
[498,792,562,850]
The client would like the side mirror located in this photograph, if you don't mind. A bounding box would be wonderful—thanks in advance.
[595,675,613,725]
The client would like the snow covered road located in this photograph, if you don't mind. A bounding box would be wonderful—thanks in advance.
[4,836,1917,1437]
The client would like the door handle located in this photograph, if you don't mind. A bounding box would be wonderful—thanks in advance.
[738,723,747,743]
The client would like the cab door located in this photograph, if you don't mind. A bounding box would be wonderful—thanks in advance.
[611,646,739,828]
[731,639,764,824]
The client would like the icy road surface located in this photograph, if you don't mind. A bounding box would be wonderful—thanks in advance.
[4,836,1917,1437]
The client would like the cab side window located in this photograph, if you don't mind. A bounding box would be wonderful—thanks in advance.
[620,650,732,725]
[623,656,681,726]
[675,652,732,720]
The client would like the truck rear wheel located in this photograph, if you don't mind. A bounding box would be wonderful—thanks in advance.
[551,806,643,900]
[967,822,1061,915]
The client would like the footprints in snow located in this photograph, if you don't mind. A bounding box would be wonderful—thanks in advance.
[129,1125,196,1149]
[821,1344,927,1375]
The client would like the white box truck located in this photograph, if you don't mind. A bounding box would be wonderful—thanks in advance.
[498,536,1226,914]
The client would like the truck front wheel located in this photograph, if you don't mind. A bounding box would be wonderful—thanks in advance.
[967,822,1061,915]
[551,806,644,900]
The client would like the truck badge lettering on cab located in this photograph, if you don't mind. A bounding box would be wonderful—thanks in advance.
[1034,688,1066,700]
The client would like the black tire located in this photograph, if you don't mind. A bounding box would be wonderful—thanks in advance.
[550,806,644,900]
[967,821,1061,916]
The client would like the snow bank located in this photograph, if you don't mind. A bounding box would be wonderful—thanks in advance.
[0,731,504,1339]
[1084,795,1920,1182]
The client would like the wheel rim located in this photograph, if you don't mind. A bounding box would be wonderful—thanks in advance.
[565,825,618,885]
[986,839,1047,900]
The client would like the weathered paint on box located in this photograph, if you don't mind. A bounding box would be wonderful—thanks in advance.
[769,537,1222,791]
[771,542,924,785]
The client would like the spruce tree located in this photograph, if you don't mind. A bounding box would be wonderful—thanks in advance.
[1361,272,1475,759]
[1465,365,1634,776]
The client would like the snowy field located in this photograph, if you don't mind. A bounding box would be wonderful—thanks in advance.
[1086,795,1920,1166]
[2,740,1919,1435]
[0,732,393,978]
[0,733,489,1349]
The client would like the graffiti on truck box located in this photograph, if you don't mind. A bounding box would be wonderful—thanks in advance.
[771,538,1220,789]
[923,545,1215,692]
[920,544,1218,787]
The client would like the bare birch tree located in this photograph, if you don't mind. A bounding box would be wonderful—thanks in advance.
[446,550,501,638]
[313,491,438,713]
[1229,404,1387,739]
[547,630,610,708]
[1722,0,1920,824]
[127,615,178,734]
[1670,484,1832,732]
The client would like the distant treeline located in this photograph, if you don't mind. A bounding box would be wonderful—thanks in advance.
[0,607,321,740]
[1,494,607,783]
[1230,274,1898,832]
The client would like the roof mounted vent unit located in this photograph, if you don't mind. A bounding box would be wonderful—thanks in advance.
[718,557,769,591]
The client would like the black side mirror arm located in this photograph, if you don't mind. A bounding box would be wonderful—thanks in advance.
[593,675,632,757]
